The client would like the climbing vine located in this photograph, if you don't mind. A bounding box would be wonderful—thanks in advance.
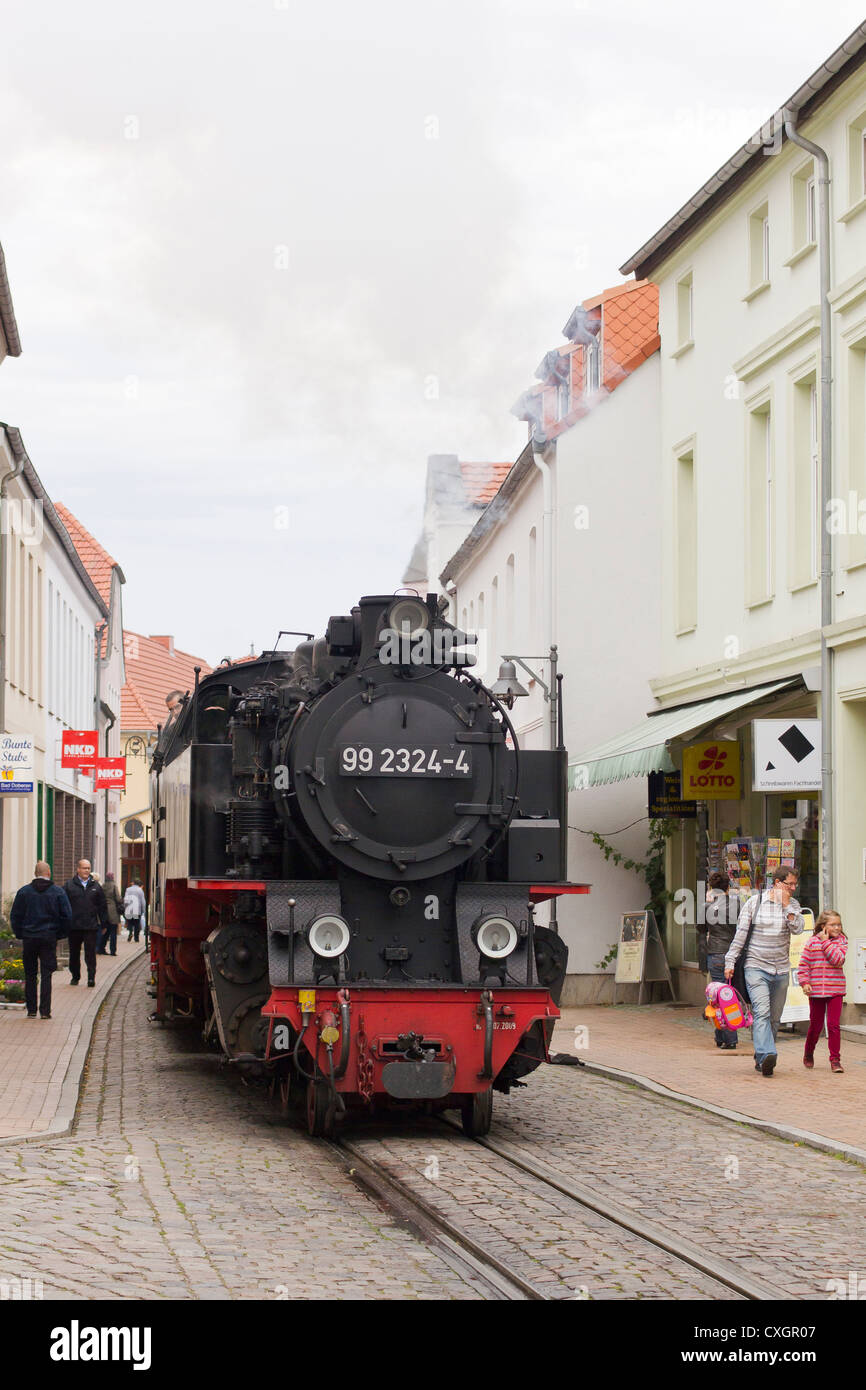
[591,818,677,969]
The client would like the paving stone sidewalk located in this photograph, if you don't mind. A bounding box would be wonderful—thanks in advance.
[553,1003,866,1155]
[0,933,145,1139]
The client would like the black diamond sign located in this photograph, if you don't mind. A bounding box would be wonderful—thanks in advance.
[778,724,815,764]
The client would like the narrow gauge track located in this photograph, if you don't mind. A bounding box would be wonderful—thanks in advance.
[326,1134,547,1300]
[440,1122,788,1302]
[321,1120,790,1302]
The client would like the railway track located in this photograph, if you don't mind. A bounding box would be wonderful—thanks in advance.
[327,1120,789,1302]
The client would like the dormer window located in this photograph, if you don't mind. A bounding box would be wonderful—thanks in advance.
[586,340,600,393]
[557,377,571,420]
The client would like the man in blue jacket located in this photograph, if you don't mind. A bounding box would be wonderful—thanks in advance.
[10,862,73,1019]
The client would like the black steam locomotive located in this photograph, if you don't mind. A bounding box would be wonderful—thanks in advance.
[149,593,582,1136]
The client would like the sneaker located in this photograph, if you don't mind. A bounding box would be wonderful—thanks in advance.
[831,1060,845,1073]
[755,1061,761,1072]
[87,979,96,987]
[722,1042,737,1050]
[69,978,79,986]
[803,1055,814,1069]
[40,1013,51,1020]
[26,1012,37,1019]
[761,1054,777,1077]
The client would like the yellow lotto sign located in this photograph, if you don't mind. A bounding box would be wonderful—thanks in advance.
[681,741,741,800]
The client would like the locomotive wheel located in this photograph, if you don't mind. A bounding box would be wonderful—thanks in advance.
[461,1088,493,1138]
[306,1079,334,1138]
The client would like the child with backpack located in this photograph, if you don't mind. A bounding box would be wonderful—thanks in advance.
[798,910,847,1073]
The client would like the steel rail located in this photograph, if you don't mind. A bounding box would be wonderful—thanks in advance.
[330,1136,549,1302]
[444,1122,786,1302]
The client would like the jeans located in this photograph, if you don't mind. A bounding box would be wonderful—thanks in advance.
[68,929,97,983]
[707,953,737,1047]
[22,935,57,1015]
[744,965,788,1064]
[805,994,843,1063]
[98,923,117,955]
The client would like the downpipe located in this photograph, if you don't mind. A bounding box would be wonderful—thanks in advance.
[784,111,833,906]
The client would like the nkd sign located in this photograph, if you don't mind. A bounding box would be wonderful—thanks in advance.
[94,757,126,791]
[681,740,741,800]
[60,730,98,770]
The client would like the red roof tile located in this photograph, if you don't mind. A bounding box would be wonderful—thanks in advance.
[121,631,212,731]
[459,461,512,506]
[54,503,120,609]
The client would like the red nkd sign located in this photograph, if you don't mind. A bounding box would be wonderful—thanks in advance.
[61,730,99,769]
[94,757,126,790]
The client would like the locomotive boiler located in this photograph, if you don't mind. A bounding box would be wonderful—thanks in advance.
[149,593,585,1136]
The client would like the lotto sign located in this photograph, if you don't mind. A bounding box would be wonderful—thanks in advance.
[0,734,34,793]
[753,719,821,792]
[94,757,127,790]
[681,741,741,800]
[61,730,98,769]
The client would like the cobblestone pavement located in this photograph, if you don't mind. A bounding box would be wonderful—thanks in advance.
[2,960,861,1301]
[552,1003,866,1153]
[0,959,475,1301]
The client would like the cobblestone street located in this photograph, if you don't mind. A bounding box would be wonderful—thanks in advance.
[1,961,864,1301]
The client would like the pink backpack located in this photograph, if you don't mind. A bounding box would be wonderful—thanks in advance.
[705,980,753,1030]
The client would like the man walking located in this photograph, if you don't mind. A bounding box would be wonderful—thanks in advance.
[98,871,124,956]
[725,866,804,1077]
[63,858,107,987]
[10,862,72,1019]
[123,879,147,945]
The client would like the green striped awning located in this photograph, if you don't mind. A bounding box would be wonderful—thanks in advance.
[568,680,797,789]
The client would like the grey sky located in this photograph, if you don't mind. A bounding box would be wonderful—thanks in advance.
[1,0,862,661]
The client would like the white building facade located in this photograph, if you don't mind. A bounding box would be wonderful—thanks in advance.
[442,282,662,1000]
[607,30,866,1011]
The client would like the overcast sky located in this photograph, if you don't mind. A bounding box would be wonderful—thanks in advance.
[1,1,863,662]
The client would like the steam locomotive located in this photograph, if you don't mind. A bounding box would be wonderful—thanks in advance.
[149,593,584,1136]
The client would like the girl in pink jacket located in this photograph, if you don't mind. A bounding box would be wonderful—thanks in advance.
[799,911,847,1073]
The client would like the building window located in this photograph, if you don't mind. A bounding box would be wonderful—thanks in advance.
[675,443,697,633]
[791,372,819,588]
[557,378,570,420]
[792,161,817,254]
[676,272,693,348]
[845,335,866,570]
[746,399,773,604]
[847,109,866,207]
[748,202,770,291]
[586,340,601,392]
[505,555,515,651]
[528,527,537,634]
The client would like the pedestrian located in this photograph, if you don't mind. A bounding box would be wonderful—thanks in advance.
[63,858,107,987]
[98,872,124,957]
[703,872,741,1051]
[9,861,72,1019]
[724,866,804,1077]
[123,878,147,945]
[799,910,848,1074]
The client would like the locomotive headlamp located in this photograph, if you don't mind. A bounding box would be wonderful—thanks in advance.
[475,916,518,960]
[308,915,351,959]
[386,596,430,639]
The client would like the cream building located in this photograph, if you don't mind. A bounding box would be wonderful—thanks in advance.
[572,24,866,1013]
[441,282,662,997]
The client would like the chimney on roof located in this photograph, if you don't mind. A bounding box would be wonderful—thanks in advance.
[151,635,175,655]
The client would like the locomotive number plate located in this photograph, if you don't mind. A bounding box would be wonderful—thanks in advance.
[338,745,472,777]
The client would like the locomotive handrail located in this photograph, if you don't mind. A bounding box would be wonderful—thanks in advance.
[334,988,351,1079]
[477,990,494,1080]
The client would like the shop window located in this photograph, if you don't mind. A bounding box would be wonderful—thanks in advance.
[675,443,697,633]
[790,372,819,589]
[746,398,774,605]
